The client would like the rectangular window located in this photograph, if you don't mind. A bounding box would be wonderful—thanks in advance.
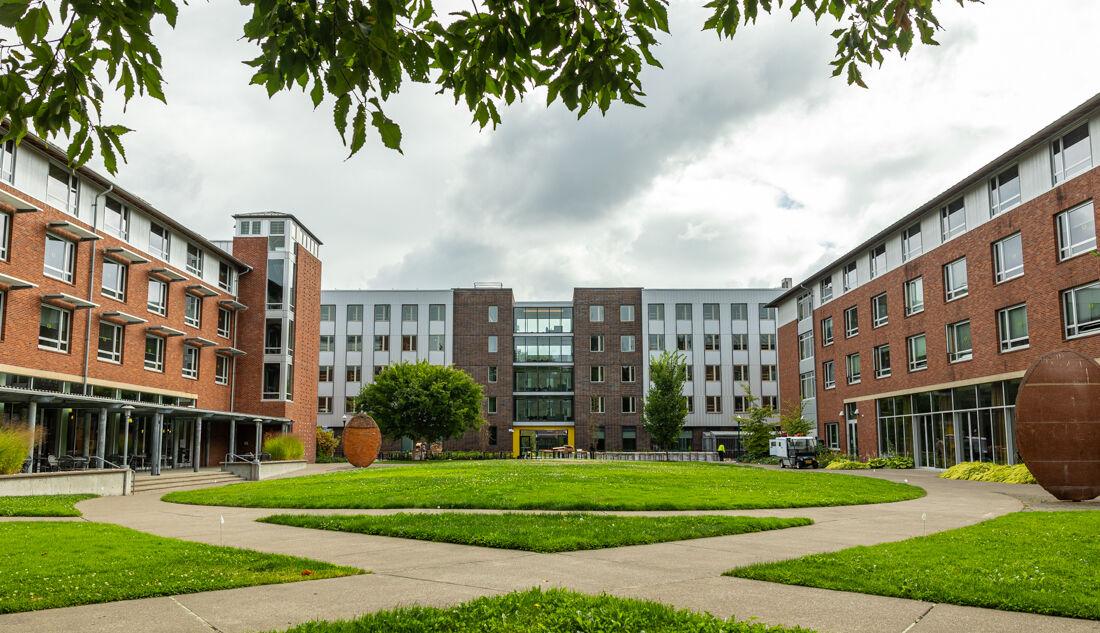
[648,303,665,320]
[591,366,605,383]
[184,294,202,328]
[902,223,922,261]
[701,333,718,351]
[104,198,129,240]
[685,365,693,381]
[796,293,813,321]
[373,365,384,376]
[874,344,891,378]
[1056,201,1097,261]
[347,304,363,322]
[706,396,721,413]
[846,353,861,384]
[622,396,637,414]
[182,345,200,379]
[1052,123,1092,183]
[317,396,332,414]
[149,222,170,260]
[621,426,637,451]
[429,334,445,351]
[591,335,604,352]
[731,333,747,350]
[347,366,362,382]
[590,305,604,322]
[947,320,973,362]
[621,365,636,382]
[0,139,14,183]
[488,366,498,383]
[266,259,284,309]
[871,293,888,328]
[0,290,4,338]
[47,164,78,214]
[989,165,1021,216]
[676,334,692,351]
[218,261,233,293]
[820,278,833,303]
[101,259,127,301]
[869,243,887,279]
[263,363,281,399]
[685,397,694,414]
[762,365,777,381]
[488,305,498,322]
[620,305,635,322]
[428,304,446,321]
[905,277,924,315]
[347,334,362,352]
[800,371,815,400]
[345,396,356,413]
[487,397,497,414]
[402,335,417,351]
[375,304,391,321]
[760,333,776,350]
[675,303,692,320]
[705,365,720,381]
[401,304,418,322]
[591,396,605,413]
[998,303,1029,352]
[733,396,748,412]
[320,305,335,322]
[993,233,1024,283]
[319,334,334,352]
[217,308,232,338]
[702,303,720,321]
[319,365,333,381]
[186,244,203,276]
[941,198,966,241]
[1062,281,1100,339]
[842,262,857,292]
[732,364,748,381]
[822,360,835,389]
[844,306,858,338]
[620,335,635,352]
[97,321,123,363]
[825,422,840,450]
[821,317,834,346]
[488,335,498,353]
[798,331,814,360]
[730,303,747,320]
[758,304,775,320]
[43,233,75,282]
[0,211,8,261]
[215,355,230,385]
[144,335,164,371]
[944,257,968,301]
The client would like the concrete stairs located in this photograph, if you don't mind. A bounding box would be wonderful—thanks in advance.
[132,469,247,494]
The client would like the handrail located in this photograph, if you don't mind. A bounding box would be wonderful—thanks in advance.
[90,457,129,470]
[225,452,258,464]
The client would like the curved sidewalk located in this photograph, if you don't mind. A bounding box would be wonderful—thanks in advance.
[1,469,1094,633]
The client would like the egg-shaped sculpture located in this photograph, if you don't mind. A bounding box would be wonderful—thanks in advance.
[1014,349,1100,501]
[342,414,382,468]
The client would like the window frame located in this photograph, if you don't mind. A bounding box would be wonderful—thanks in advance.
[590,334,604,352]
[905,277,924,316]
[319,334,334,352]
[842,262,857,292]
[621,365,636,382]
[868,243,887,279]
[944,257,969,301]
[429,334,445,351]
[429,304,446,321]
[1051,122,1092,184]
[488,305,498,322]
[822,360,835,389]
[989,164,1021,216]
[215,355,230,385]
[0,210,9,261]
[374,304,391,322]
[705,395,721,413]
[591,366,605,383]
[730,303,747,320]
[846,352,861,385]
[101,257,128,301]
[401,334,417,351]
[217,307,232,339]
[620,304,635,322]
[1062,281,1100,339]
[182,344,200,379]
[873,343,891,378]
[997,303,1029,352]
[39,304,72,352]
[401,304,418,322]
[184,293,202,328]
[1055,201,1097,261]
[871,292,888,328]
[147,278,168,316]
[796,293,813,321]
[901,223,922,261]
[844,306,859,338]
[149,222,171,260]
[907,333,927,372]
[185,244,204,277]
[946,320,973,363]
[319,365,333,382]
[43,233,76,283]
[820,316,834,346]
[591,395,605,413]
[621,396,637,414]
[704,365,720,382]
[702,303,719,321]
[144,335,165,372]
[648,333,665,351]
[819,278,833,303]
[940,197,966,242]
[346,334,362,352]
[676,333,692,351]
[675,303,692,320]
[648,303,665,320]
[760,333,776,351]
[762,365,777,381]
[798,331,814,360]
[96,320,123,364]
[704,333,719,351]
[589,305,604,322]
[731,333,747,350]
[993,232,1024,283]
[800,371,815,400]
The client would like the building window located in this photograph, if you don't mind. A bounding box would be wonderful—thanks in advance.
[591,396,605,413]
[401,304,418,322]
[0,139,14,183]
[620,305,635,322]
[702,303,719,321]
[345,304,363,322]
[591,335,604,352]
[760,333,776,350]
[345,396,356,413]
[487,366,498,383]
[998,304,1029,352]
[947,320,972,363]
[842,261,857,292]
[426,304,445,322]
[265,259,284,309]
[587,365,604,383]
[218,262,233,293]
[43,233,76,282]
[347,334,362,352]
[143,278,166,316]
[675,303,692,320]
[319,365,333,381]
[149,222,170,260]
[869,243,887,279]
[488,335,498,353]
[940,198,966,241]
[487,397,497,414]
[905,277,924,316]
[762,365,777,381]
[488,305,498,322]
[47,164,78,214]
[685,397,694,413]
[648,303,665,320]
[0,211,9,262]
[217,308,232,338]
[706,396,721,413]
[685,365,693,381]
[1062,281,1100,339]
[944,257,968,301]
[901,223,922,261]
[144,335,164,371]
[796,293,813,321]
[622,396,637,414]
[759,304,775,320]
[184,294,202,328]
[347,366,362,382]
[186,244,203,276]
[0,290,4,338]
[621,426,637,450]
[620,335,635,352]
[993,233,1024,283]
[989,165,1021,216]
[732,364,748,381]
[371,335,388,352]
[825,423,840,450]
[103,198,129,240]
[318,396,332,414]
[216,355,230,385]
[762,395,779,409]
[488,426,498,445]
[730,303,747,320]
[871,293,888,328]
[844,306,858,338]
[798,331,813,360]
[1051,123,1092,183]
[731,333,747,350]
[319,334,334,352]
[819,278,833,303]
[907,333,927,371]
[842,352,861,385]
[621,365,636,382]
[375,304,391,322]
[874,344,891,378]
[239,219,261,235]
[401,335,417,351]
[1056,201,1097,261]
[263,363,281,399]
[733,396,747,412]
[373,365,384,377]
[429,334,445,351]
[590,305,604,322]
[800,371,815,400]
[821,317,834,346]
[705,365,720,382]
[97,321,123,363]
[822,360,835,389]
[182,345,200,379]
[676,334,692,351]
[101,259,127,301]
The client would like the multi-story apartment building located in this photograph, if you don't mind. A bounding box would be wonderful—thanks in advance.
[773,93,1100,469]
[0,132,322,472]
[318,286,784,455]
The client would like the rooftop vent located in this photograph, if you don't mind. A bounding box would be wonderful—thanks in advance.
[473,281,503,288]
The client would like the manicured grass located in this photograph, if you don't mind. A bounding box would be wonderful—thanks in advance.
[165,460,923,510]
[260,512,813,552]
[267,587,813,633]
[0,494,96,517]
[726,512,1100,620]
[0,522,363,614]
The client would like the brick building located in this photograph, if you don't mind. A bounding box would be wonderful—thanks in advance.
[0,133,322,472]
[772,93,1100,468]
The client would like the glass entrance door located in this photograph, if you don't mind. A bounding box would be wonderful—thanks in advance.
[919,413,957,469]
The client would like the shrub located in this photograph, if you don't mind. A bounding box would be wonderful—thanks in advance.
[825,459,870,470]
[868,456,915,469]
[0,425,34,475]
[263,434,304,461]
[941,462,1036,484]
[315,427,339,460]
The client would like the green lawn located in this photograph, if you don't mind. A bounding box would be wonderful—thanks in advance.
[267,587,813,633]
[0,494,96,517]
[0,522,363,614]
[165,460,922,510]
[726,512,1100,620]
[260,512,813,552]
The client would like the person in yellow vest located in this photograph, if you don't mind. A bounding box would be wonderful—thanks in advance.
[717,443,726,462]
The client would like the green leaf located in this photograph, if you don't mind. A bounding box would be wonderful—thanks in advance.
[349,103,367,156]
[0,2,29,28]
[371,110,403,152]
[333,94,351,143]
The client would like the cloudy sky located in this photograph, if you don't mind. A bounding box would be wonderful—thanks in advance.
[99,0,1100,300]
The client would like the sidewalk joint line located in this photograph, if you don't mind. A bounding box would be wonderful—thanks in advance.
[170,596,224,632]
[901,604,935,633]
[374,571,507,593]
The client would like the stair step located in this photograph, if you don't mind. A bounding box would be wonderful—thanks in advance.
[132,470,246,494]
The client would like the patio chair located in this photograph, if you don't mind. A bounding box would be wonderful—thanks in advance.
[45,455,59,472]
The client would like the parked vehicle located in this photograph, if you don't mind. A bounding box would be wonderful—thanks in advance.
[769,436,819,469]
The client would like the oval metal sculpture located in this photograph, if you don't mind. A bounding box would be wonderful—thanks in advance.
[1015,349,1100,501]
[342,414,382,468]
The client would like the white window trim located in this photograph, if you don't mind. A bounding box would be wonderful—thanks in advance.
[43,233,75,283]
[96,320,123,364]
[1056,201,1097,262]
[101,259,127,302]
[822,360,835,389]
[871,293,888,328]
[905,277,924,316]
[997,303,1029,353]
[874,344,891,379]
[182,345,200,379]
[944,258,969,302]
[993,233,1025,284]
[144,336,165,372]
[1063,282,1100,340]
[38,304,72,352]
[907,334,928,372]
[184,294,202,328]
[946,321,973,363]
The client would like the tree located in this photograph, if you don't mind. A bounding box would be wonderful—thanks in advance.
[779,398,814,437]
[733,384,776,458]
[0,0,974,172]
[641,350,688,451]
[353,361,484,445]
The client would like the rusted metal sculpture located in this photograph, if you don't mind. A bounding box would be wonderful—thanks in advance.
[342,414,382,468]
[1015,349,1100,501]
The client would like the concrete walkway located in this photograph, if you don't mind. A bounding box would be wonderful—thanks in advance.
[1,467,1095,633]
